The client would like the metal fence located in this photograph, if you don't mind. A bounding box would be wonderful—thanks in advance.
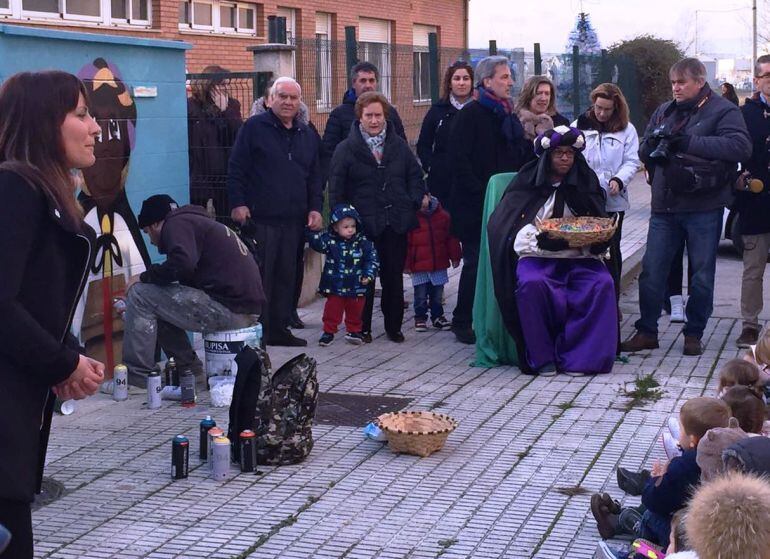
[185,40,644,219]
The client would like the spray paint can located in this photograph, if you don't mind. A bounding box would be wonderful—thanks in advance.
[171,435,189,480]
[113,364,128,401]
[211,436,230,480]
[163,357,178,386]
[147,367,162,409]
[199,416,216,460]
[180,368,196,407]
[239,430,256,473]
[207,426,224,469]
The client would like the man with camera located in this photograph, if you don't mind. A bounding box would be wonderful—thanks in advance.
[734,55,770,347]
[622,58,751,356]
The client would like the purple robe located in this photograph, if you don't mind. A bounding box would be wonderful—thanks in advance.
[515,257,617,373]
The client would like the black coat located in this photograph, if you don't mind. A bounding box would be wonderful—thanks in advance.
[738,94,770,234]
[0,170,92,503]
[487,155,607,373]
[321,89,407,175]
[447,100,526,242]
[227,109,323,223]
[640,84,751,213]
[416,100,460,207]
[329,123,426,238]
[188,97,242,203]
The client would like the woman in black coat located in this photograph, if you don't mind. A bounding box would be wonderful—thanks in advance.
[329,92,427,342]
[187,65,243,212]
[0,71,104,559]
[416,61,474,208]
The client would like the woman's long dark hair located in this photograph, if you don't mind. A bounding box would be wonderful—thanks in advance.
[441,61,474,103]
[0,71,87,231]
[721,82,740,106]
[190,64,229,106]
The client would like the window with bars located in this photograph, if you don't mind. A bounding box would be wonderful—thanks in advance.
[412,24,437,102]
[178,0,258,34]
[315,12,333,110]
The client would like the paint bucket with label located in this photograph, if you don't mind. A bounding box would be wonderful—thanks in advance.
[203,324,262,378]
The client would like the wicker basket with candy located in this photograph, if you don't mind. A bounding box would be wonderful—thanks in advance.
[535,215,618,248]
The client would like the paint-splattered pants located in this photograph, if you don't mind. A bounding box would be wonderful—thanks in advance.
[122,283,257,386]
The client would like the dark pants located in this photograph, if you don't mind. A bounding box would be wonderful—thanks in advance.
[665,241,693,299]
[292,240,305,317]
[363,227,407,335]
[253,221,302,340]
[606,211,625,301]
[0,499,32,559]
[636,209,722,339]
[413,282,445,320]
[639,509,671,550]
[452,238,480,330]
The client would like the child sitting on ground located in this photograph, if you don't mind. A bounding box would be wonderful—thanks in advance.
[403,195,461,332]
[307,204,379,347]
[593,397,731,550]
[720,385,768,436]
[743,327,770,397]
[676,472,770,559]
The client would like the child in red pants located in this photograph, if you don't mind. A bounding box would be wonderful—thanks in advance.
[307,204,379,346]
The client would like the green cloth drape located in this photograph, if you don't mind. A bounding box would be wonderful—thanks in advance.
[471,172,520,368]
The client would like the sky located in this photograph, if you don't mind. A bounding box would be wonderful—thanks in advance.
[468,0,762,58]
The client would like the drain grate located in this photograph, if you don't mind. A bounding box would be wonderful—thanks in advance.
[315,392,413,427]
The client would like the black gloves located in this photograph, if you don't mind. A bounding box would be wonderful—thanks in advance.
[589,240,612,255]
[668,134,691,153]
[536,232,570,252]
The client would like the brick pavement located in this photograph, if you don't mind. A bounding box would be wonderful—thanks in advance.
[33,175,767,559]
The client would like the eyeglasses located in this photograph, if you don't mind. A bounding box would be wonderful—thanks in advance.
[757,73,770,80]
[552,150,575,160]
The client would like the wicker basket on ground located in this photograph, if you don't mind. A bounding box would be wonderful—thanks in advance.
[536,215,618,248]
[376,411,458,457]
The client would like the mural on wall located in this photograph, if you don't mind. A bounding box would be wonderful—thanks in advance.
[71,57,151,372]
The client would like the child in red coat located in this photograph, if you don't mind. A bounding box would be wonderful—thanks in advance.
[405,196,462,331]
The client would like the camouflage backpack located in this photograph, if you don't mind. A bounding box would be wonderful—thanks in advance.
[253,352,318,465]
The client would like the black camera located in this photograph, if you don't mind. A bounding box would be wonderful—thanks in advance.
[648,124,672,161]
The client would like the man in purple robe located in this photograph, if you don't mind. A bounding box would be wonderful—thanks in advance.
[487,126,617,375]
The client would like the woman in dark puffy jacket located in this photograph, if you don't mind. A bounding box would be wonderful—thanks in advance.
[329,92,428,343]
[0,71,104,559]
[416,61,474,207]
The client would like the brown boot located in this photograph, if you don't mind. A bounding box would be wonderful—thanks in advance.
[620,331,659,353]
[683,335,703,356]
[736,327,760,349]
[590,493,619,539]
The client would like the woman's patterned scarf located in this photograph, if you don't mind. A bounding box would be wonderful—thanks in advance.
[360,121,388,162]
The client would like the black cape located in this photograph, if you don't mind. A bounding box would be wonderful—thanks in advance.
[486,153,607,372]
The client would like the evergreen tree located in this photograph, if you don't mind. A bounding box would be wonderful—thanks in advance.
[566,12,602,54]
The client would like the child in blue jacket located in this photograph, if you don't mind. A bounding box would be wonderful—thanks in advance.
[307,204,379,346]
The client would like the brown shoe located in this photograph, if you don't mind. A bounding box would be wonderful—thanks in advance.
[620,331,659,353]
[590,493,619,540]
[683,335,703,356]
[736,327,760,349]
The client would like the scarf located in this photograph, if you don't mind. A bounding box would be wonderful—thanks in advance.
[450,94,472,111]
[476,86,524,151]
[360,121,387,162]
[660,83,713,134]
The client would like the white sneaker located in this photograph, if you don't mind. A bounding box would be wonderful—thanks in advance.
[670,295,686,323]
[662,431,682,460]
[666,416,681,441]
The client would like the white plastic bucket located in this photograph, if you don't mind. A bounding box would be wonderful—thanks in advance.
[203,323,262,378]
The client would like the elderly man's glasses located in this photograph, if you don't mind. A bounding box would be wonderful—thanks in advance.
[552,149,575,160]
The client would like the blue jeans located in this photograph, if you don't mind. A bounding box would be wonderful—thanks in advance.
[413,282,444,320]
[636,209,722,338]
[639,509,671,550]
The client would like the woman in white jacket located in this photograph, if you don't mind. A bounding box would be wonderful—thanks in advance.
[572,83,641,300]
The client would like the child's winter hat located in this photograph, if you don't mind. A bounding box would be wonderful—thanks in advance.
[696,417,748,481]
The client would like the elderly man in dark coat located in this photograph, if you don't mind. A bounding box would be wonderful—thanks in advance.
[488,126,617,375]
